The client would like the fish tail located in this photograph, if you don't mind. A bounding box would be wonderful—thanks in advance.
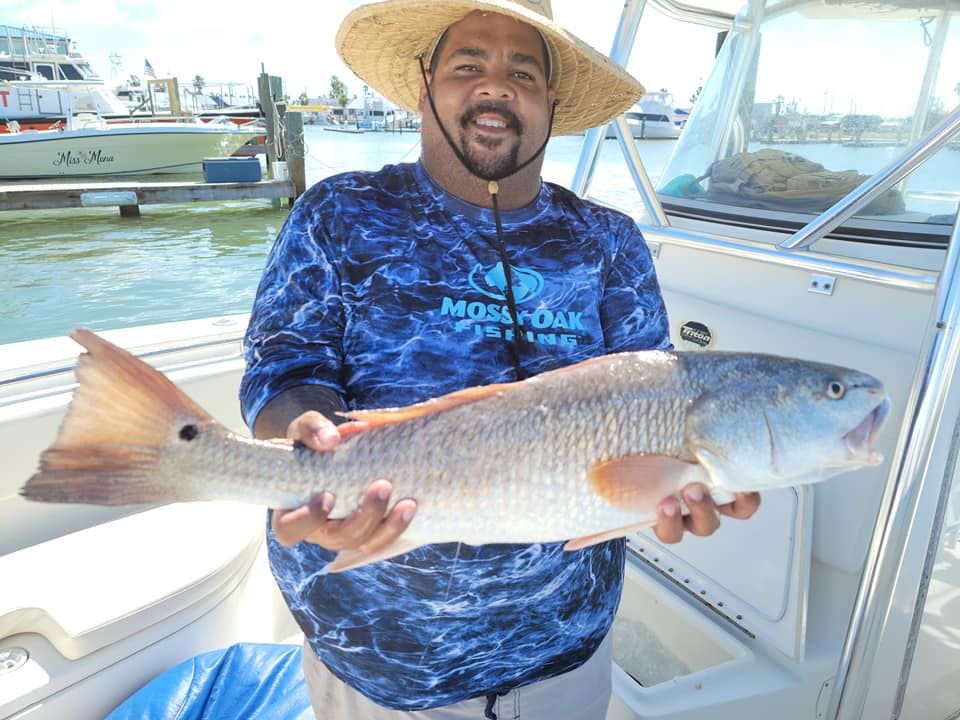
[20,328,215,506]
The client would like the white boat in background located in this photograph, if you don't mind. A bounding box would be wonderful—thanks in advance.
[606,92,687,139]
[1,79,139,129]
[2,0,960,719]
[1,24,117,131]
[0,24,262,131]
[0,114,261,178]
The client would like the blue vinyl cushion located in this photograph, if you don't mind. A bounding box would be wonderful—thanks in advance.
[107,643,313,720]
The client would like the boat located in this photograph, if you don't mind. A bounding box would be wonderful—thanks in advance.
[605,91,687,139]
[2,0,960,718]
[0,24,100,85]
[0,25,262,131]
[0,24,120,131]
[0,113,262,178]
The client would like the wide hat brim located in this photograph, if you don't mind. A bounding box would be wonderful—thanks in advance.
[335,0,645,136]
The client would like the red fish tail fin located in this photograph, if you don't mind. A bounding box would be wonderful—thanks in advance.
[20,328,215,506]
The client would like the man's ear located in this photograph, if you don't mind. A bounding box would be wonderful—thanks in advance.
[417,74,431,114]
[547,88,557,110]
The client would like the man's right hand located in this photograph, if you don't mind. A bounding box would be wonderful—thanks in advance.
[270,410,418,550]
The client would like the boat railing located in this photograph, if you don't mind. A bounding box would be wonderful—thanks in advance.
[646,0,736,29]
[826,157,960,720]
[570,0,645,198]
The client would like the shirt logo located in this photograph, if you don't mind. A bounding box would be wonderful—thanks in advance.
[467,262,545,303]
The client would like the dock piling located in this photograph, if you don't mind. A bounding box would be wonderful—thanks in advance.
[284,111,306,202]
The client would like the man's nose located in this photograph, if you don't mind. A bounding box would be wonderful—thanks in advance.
[475,71,515,100]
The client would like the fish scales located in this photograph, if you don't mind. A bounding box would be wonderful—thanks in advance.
[150,354,693,543]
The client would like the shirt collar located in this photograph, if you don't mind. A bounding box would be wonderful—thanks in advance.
[414,160,551,225]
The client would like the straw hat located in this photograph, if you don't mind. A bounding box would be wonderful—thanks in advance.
[335,0,645,136]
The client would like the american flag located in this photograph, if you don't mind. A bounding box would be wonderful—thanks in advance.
[143,58,156,79]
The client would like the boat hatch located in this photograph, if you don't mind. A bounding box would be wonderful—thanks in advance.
[628,486,811,659]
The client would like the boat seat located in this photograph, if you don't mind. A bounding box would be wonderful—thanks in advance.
[106,642,313,720]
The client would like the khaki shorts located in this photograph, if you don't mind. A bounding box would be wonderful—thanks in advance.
[302,634,613,720]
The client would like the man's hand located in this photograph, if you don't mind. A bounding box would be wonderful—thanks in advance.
[270,411,418,550]
[652,483,761,544]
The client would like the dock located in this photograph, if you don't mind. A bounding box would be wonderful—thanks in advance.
[0,178,296,216]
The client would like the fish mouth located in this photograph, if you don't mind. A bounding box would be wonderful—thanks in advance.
[844,397,890,465]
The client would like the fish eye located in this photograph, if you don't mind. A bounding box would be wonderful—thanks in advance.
[179,424,199,441]
[826,381,846,400]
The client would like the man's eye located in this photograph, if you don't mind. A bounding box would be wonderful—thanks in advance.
[455,65,480,72]
[514,71,534,81]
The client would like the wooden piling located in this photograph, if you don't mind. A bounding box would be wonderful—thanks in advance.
[257,70,285,173]
[284,111,306,202]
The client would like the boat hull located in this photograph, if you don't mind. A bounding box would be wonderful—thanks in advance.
[0,125,261,178]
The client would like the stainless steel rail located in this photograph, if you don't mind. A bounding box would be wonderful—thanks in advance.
[779,105,960,251]
[906,9,952,149]
[714,0,766,161]
[647,0,736,28]
[570,0,646,197]
[827,192,960,719]
[612,115,669,227]
[645,225,938,292]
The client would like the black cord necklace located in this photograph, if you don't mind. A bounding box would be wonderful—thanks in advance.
[417,56,557,380]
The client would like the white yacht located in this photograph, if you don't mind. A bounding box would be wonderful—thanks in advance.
[606,91,688,139]
[0,24,262,132]
[2,0,959,718]
[0,24,123,130]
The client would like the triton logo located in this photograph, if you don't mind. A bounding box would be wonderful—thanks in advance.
[468,262,544,303]
[680,321,713,348]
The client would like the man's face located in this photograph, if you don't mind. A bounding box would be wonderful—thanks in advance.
[419,12,555,180]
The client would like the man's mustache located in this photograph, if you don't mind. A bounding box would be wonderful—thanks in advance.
[460,103,523,134]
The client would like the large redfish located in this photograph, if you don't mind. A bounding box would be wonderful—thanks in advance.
[21,329,889,572]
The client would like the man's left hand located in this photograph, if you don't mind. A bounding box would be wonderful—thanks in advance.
[652,484,761,544]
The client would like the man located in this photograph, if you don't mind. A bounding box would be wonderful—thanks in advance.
[241,1,760,718]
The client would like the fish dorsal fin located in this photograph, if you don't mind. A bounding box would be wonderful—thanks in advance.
[341,353,627,429]
[342,381,518,427]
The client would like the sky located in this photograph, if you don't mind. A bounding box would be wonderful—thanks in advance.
[5,0,957,118]
[4,0,732,109]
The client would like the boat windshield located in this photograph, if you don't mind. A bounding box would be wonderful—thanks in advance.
[656,0,960,239]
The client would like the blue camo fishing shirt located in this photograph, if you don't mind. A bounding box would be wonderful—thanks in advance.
[240,160,670,711]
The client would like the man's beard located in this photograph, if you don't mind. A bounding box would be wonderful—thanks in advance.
[458,103,523,181]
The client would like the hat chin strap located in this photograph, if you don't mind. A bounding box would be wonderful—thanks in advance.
[417,56,558,380]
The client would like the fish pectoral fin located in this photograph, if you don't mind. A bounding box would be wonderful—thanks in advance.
[323,538,421,574]
[563,521,656,551]
[589,454,708,512]
[341,382,518,427]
